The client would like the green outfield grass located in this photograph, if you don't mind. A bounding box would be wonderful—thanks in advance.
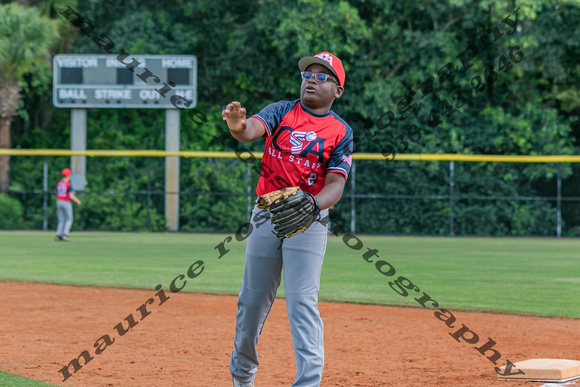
[0,231,579,317]
[0,371,57,386]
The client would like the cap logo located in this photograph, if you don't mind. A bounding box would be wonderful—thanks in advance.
[315,53,333,66]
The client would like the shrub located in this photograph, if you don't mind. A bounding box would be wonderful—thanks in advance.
[0,194,23,229]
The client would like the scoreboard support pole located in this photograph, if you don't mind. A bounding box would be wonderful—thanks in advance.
[165,109,180,231]
[70,109,87,190]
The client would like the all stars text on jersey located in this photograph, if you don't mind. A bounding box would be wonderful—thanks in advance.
[267,146,322,169]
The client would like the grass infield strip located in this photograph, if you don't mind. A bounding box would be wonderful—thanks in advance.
[0,231,579,318]
[0,371,57,386]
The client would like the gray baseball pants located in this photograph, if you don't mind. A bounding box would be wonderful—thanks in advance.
[56,200,74,237]
[229,205,329,387]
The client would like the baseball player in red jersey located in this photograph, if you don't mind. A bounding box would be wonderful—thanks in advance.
[223,52,353,387]
[55,168,81,241]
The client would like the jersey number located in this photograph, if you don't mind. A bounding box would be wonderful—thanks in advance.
[57,185,67,197]
[307,172,318,187]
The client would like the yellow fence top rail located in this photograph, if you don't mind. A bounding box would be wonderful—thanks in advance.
[1,149,579,162]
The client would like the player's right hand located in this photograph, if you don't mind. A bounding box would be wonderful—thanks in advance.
[222,101,247,132]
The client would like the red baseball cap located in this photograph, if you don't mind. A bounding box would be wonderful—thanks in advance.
[61,168,71,177]
[298,52,345,87]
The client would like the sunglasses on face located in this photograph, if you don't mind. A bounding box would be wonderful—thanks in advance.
[301,71,339,85]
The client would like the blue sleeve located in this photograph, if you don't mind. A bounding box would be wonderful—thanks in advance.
[69,184,75,194]
[250,100,296,137]
[326,124,353,180]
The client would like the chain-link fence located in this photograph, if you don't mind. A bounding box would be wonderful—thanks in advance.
[3,152,580,237]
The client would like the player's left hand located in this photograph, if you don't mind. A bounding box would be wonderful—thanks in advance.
[257,187,320,240]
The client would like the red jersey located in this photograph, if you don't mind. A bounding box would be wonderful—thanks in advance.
[251,100,353,197]
[56,180,74,201]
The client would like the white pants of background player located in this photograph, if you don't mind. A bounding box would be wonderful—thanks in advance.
[56,200,74,237]
[229,205,329,387]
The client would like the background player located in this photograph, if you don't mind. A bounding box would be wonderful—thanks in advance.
[222,52,353,387]
[55,168,81,241]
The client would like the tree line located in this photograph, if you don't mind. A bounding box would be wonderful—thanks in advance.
[0,0,578,236]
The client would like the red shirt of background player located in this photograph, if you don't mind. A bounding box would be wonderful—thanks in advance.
[56,168,80,205]
[56,180,73,201]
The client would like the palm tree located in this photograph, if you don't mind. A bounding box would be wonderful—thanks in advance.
[36,0,78,53]
[0,3,59,192]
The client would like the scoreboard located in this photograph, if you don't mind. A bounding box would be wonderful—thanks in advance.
[53,54,197,109]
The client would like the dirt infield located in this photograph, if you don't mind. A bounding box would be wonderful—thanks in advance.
[1,281,579,386]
